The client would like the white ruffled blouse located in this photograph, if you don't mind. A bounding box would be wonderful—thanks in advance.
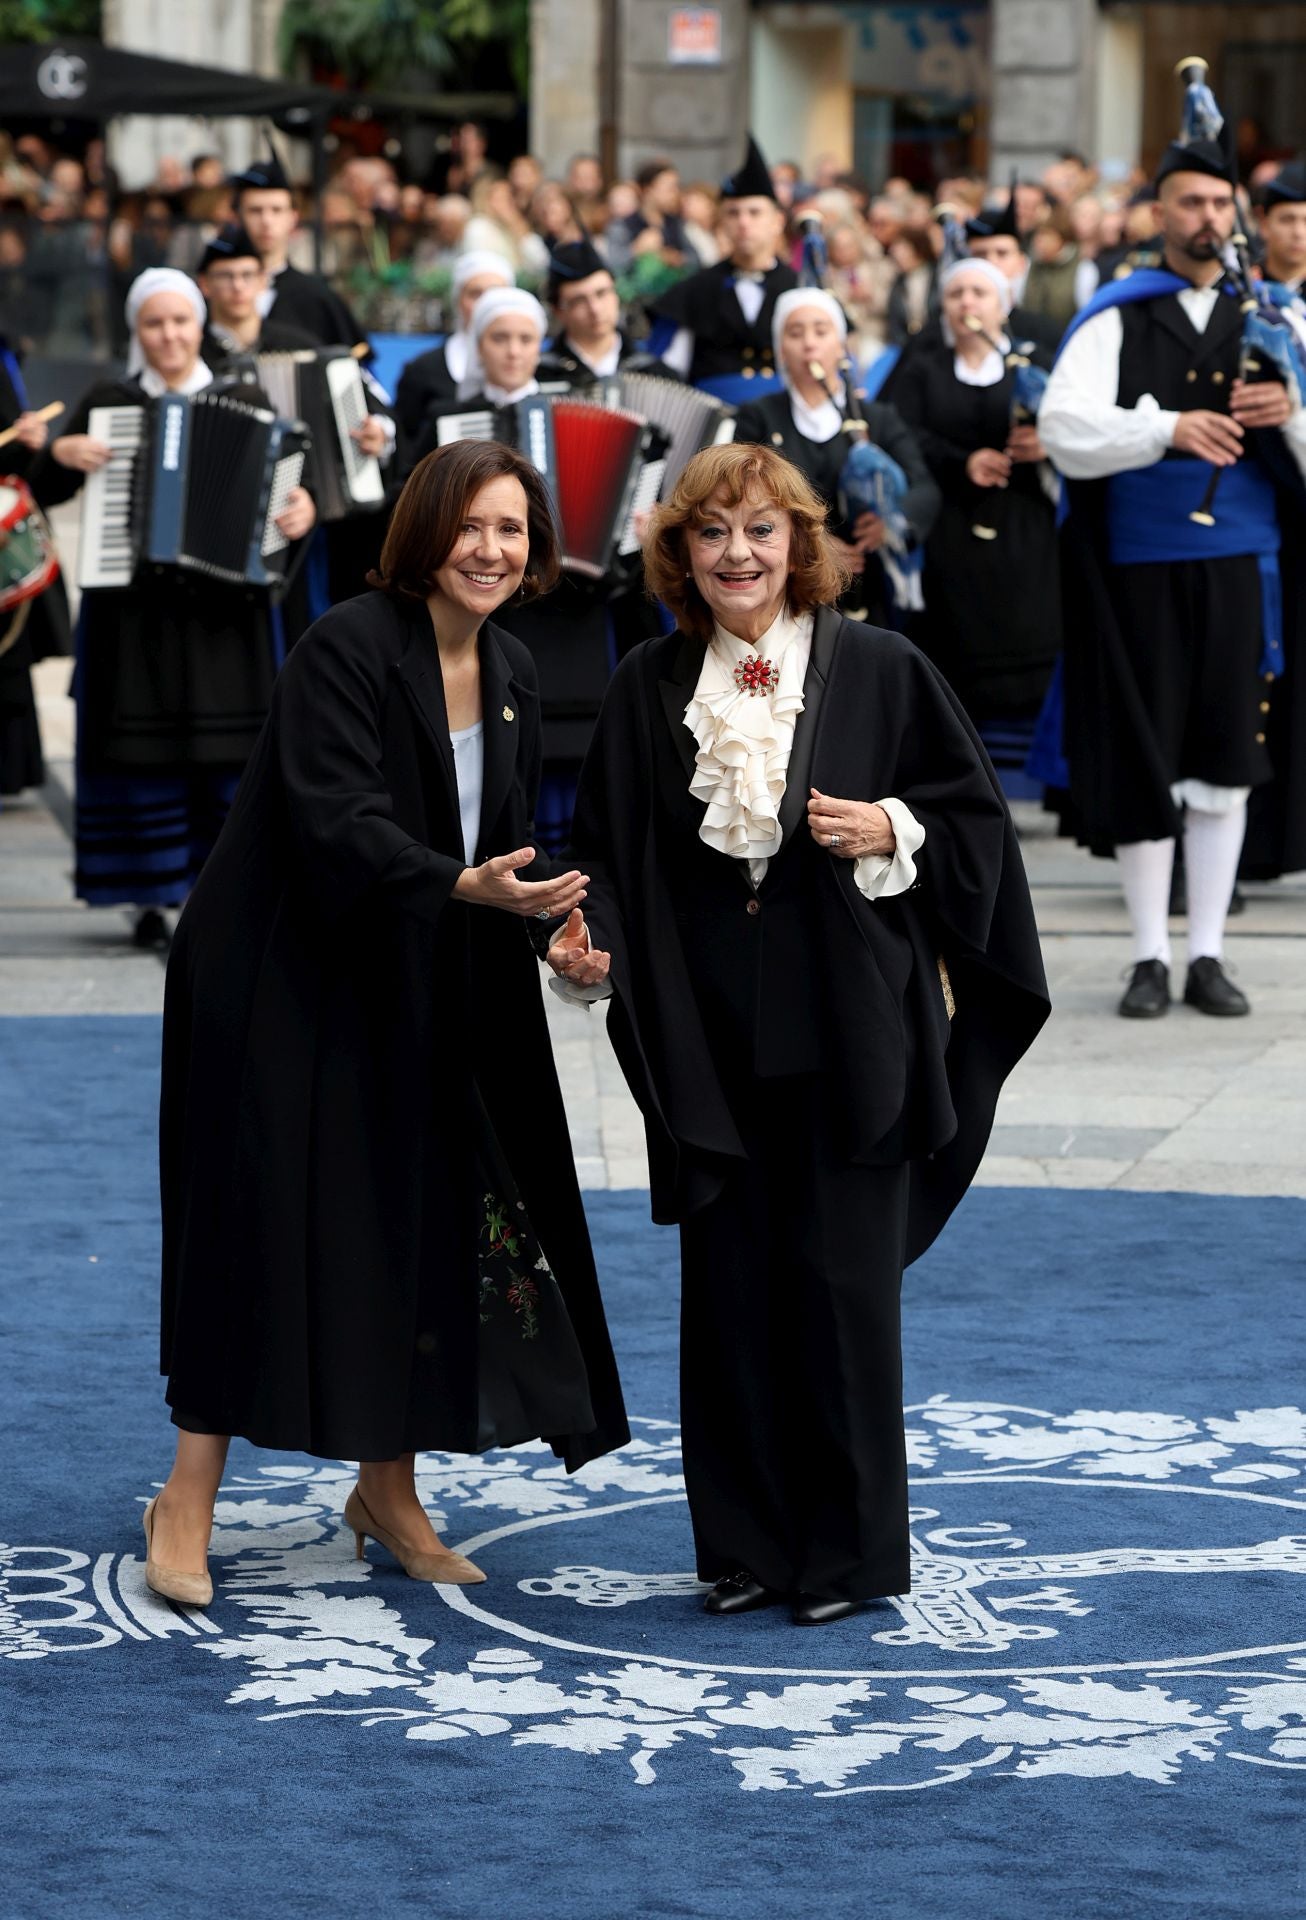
[548,606,925,1005]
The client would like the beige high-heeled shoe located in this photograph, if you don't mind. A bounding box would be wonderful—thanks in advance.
[344,1487,486,1584]
[141,1494,214,1608]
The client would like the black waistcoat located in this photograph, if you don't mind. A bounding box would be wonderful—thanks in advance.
[666,261,799,383]
[1116,291,1242,428]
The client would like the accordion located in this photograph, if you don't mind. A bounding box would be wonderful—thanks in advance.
[584,372,736,491]
[435,394,651,580]
[252,346,386,521]
[79,392,310,592]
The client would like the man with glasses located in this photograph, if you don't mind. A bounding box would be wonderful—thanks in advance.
[538,238,679,386]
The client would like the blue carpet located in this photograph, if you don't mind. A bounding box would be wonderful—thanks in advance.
[2,1016,1305,1919]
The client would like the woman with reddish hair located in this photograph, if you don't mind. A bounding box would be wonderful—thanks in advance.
[146,439,628,1609]
[546,440,1048,1625]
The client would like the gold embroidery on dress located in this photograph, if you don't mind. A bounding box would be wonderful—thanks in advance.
[937,955,956,1020]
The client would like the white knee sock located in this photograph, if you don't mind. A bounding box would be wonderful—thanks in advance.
[1184,802,1247,962]
[1117,838,1175,966]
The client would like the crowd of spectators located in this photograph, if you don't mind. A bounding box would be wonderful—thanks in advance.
[5,115,1289,363]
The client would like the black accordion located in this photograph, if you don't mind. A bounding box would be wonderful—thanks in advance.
[252,347,386,521]
[80,391,310,592]
[434,394,651,580]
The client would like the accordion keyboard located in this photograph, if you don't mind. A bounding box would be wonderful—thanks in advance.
[325,358,385,506]
[261,448,308,558]
[79,407,146,589]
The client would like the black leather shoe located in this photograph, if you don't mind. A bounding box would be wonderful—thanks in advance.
[1118,959,1170,1019]
[793,1594,866,1626]
[703,1570,785,1616]
[1184,956,1250,1017]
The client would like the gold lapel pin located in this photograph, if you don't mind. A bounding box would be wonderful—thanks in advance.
[502,705,514,723]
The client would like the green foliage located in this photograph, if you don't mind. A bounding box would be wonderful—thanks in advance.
[278,0,529,94]
[0,0,101,38]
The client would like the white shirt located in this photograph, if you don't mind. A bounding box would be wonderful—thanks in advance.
[484,377,540,407]
[1040,283,1306,482]
[569,336,624,379]
[952,346,1007,388]
[139,361,213,398]
[449,722,484,865]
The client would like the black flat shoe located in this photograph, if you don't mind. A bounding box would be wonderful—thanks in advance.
[1184,956,1250,1017]
[703,1570,786,1616]
[1118,959,1170,1019]
[793,1594,866,1626]
[132,907,171,951]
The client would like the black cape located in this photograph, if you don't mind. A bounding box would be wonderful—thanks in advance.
[568,607,1050,1257]
[159,590,628,1467]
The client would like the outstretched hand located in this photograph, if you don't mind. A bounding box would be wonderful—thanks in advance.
[454,848,589,919]
[546,907,611,988]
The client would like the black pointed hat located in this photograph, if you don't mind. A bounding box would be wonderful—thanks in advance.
[1261,161,1306,209]
[720,135,777,204]
[197,222,262,273]
[1155,56,1236,189]
[230,144,292,196]
[546,237,610,301]
[966,171,1023,245]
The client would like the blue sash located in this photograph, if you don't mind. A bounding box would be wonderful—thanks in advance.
[1,342,27,409]
[695,372,784,406]
[1107,457,1284,676]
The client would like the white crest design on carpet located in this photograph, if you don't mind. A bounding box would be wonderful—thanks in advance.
[6,1403,1306,1791]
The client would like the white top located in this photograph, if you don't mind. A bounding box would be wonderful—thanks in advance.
[1040,282,1306,481]
[449,721,484,865]
[953,346,1007,388]
[484,377,540,407]
[788,383,844,443]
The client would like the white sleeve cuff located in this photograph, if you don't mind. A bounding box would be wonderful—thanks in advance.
[853,797,925,901]
[662,328,695,377]
[548,974,613,1006]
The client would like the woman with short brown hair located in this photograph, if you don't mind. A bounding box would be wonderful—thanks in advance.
[547,440,1048,1625]
[145,438,628,1609]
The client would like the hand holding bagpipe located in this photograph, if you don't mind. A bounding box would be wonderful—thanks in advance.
[960,315,1050,536]
[1187,227,1299,524]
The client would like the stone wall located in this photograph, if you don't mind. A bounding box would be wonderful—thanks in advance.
[989,0,1099,181]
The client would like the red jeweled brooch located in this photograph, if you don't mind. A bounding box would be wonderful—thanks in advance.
[733,656,778,697]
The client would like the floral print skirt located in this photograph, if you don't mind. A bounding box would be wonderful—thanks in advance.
[474,1095,595,1452]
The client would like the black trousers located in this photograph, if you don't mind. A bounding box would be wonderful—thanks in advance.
[678,1078,911,1603]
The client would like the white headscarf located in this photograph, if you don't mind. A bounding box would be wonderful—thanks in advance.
[124,268,207,376]
[452,251,515,303]
[770,288,847,389]
[468,286,549,344]
[940,256,1014,313]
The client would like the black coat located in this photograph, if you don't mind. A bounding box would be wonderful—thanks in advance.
[650,259,799,384]
[536,332,682,389]
[568,607,1050,1256]
[159,590,628,1467]
[265,264,369,351]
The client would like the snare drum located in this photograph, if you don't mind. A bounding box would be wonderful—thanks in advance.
[0,476,59,613]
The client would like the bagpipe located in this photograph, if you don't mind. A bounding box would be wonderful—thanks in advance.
[959,316,1051,541]
[796,212,923,607]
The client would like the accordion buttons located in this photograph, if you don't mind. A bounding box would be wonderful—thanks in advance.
[502,705,514,722]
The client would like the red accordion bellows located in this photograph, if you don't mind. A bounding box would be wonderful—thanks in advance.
[549,403,647,578]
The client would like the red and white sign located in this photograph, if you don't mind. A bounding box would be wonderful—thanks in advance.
[668,7,722,67]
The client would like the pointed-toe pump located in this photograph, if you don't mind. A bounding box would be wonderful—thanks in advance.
[141,1494,214,1608]
[344,1487,487,1584]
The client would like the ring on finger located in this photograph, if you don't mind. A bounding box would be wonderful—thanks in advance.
[829,834,842,849]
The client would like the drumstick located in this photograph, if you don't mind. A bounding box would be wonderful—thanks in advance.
[0,401,65,449]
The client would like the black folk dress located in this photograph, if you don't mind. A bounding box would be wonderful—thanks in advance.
[892,341,1061,725]
[30,375,286,904]
[159,590,628,1468]
[568,608,1049,1599]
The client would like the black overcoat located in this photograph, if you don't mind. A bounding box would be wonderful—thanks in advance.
[159,590,629,1468]
[568,607,1050,1259]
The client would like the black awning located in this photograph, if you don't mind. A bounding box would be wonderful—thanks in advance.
[0,39,335,126]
